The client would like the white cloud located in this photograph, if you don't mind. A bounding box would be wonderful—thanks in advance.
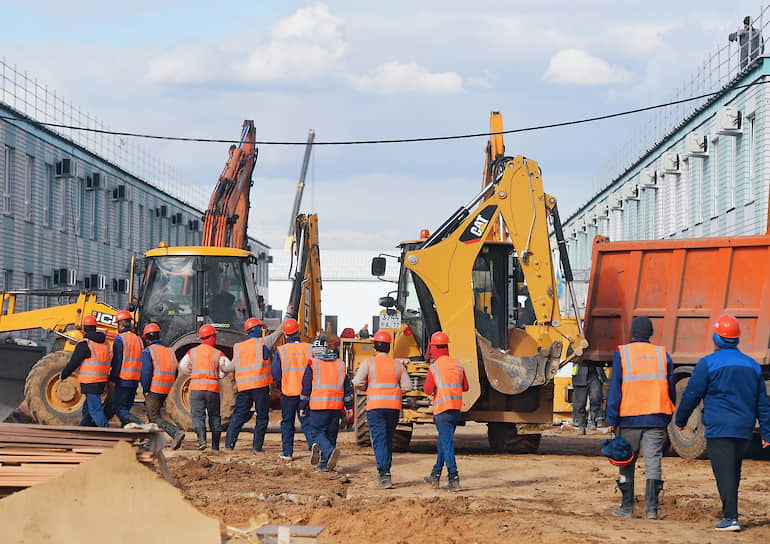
[146,42,225,84]
[605,24,678,57]
[542,49,633,86]
[351,61,464,94]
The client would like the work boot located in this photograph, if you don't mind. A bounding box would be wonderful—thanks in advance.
[587,421,597,432]
[424,467,441,489]
[613,480,634,518]
[310,443,321,465]
[645,479,663,520]
[170,430,185,451]
[447,471,460,491]
[195,428,207,450]
[123,413,144,426]
[211,432,221,451]
[326,448,340,471]
[578,426,587,435]
[377,470,393,489]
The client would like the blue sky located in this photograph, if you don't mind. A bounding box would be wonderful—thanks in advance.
[1,1,765,250]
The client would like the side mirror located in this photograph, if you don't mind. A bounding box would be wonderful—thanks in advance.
[378,296,396,308]
[371,257,386,277]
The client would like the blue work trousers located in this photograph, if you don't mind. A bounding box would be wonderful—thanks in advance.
[367,408,399,472]
[307,409,341,467]
[80,392,109,428]
[225,386,270,451]
[280,394,312,457]
[111,383,138,426]
[433,410,461,474]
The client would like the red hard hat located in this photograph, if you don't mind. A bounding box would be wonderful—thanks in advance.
[199,324,216,339]
[115,310,132,322]
[143,323,161,336]
[373,331,392,343]
[340,327,356,339]
[82,315,97,327]
[713,314,740,339]
[430,331,449,345]
[244,317,264,331]
[283,318,300,335]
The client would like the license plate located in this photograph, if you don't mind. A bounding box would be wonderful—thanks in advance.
[379,313,401,329]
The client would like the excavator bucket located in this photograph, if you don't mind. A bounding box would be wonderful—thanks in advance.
[476,331,561,395]
[0,343,44,421]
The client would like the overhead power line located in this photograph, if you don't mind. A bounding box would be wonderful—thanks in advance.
[1,79,766,146]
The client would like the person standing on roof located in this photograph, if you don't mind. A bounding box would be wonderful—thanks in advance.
[352,330,412,488]
[606,316,675,520]
[60,316,111,428]
[179,324,233,450]
[675,314,770,532]
[225,317,273,452]
[139,322,185,449]
[729,15,765,70]
[423,331,468,491]
[109,310,144,427]
[272,318,314,461]
[299,335,353,472]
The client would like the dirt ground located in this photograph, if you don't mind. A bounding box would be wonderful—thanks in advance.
[165,413,770,543]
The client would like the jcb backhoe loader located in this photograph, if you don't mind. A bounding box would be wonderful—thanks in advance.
[343,114,587,452]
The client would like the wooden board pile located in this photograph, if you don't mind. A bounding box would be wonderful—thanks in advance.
[0,423,162,496]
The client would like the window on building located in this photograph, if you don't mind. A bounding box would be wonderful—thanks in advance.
[90,190,98,240]
[23,273,32,311]
[59,178,69,232]
[43,164,53,227]
[3,269,12,291]
[117,201,124,248]
[103,192,110,243]
[42,275,52,307]
[748,116,755,202]
[24,155,34,221]
[126,201,133,251]
[74,177,83,235]
[2,146,13,215]
[729,138,736,210]
[138,204,145,250]
[712,137,719,218]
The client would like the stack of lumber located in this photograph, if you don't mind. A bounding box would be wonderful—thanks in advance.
[0,423,162,495]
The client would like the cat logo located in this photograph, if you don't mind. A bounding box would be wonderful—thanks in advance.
[459,205,497,244]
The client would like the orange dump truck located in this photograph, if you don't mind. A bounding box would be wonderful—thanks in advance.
[582,234,770,458]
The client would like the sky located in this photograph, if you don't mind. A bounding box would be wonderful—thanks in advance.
[1,0,765,252]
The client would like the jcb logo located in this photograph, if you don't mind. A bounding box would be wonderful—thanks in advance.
[469,215,490,237]
[93,312,115,326]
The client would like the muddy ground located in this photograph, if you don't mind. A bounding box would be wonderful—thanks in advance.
[165,413,770,543]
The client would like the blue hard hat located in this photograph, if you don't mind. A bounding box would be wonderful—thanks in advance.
[601,435,635,466]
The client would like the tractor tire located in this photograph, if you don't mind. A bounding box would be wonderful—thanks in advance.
[668,376,708,459]
[392,424,413,452]
[165,373,237,431]
[487,422,541,454]
[354,390,371,447]
[24,350,108,425]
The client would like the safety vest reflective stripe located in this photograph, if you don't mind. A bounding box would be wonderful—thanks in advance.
[431,356,463,414]
[189,344,223,393]
[365,355,403,411]
[117,332,143,381]
[233,338,272,392]
[78,339,111,384]
[619,342,675,417]
[279,343,311,396]
[148,344,178,395]
[309,358,345,410]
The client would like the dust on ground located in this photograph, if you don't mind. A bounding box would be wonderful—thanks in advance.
[166,414,770,543]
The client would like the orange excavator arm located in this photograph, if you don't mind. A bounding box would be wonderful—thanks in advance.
[202,120,258,249]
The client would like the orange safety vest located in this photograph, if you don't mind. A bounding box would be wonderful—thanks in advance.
[364,355,403,411]
[117,331,143,381]
[77,339,111,385]
[618,342,675,417]
[430,356,464,414]
[233,337,272,392]
[309,358,345,410]
[188,344,224,393]
[278,342,311,396]
[148,344,178,395]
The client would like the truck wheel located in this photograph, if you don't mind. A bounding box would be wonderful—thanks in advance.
[487,422,541,454]
[354,390,371,447]
[24,351,108,425]
[668,377,708,459]
[165,374,237,431]
[392,424,412,452]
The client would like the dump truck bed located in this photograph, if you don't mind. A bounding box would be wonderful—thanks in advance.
[583,234,770,366]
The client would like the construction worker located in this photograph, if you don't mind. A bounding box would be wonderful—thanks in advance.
[606,316,675,520]
[179,324,233,450]
[272,317,314,460]
[675,314,770,532]
[139,322,185,449]
[225,317,273,452]
[423,331,468,491]
[358,324,370,339]
[299,335,353,472]
[571,362,606,434]
[352,330,412,488]
[59,315,111,428]
[109,309,144,426]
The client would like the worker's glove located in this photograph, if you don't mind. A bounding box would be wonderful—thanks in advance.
[345,409,354,424]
